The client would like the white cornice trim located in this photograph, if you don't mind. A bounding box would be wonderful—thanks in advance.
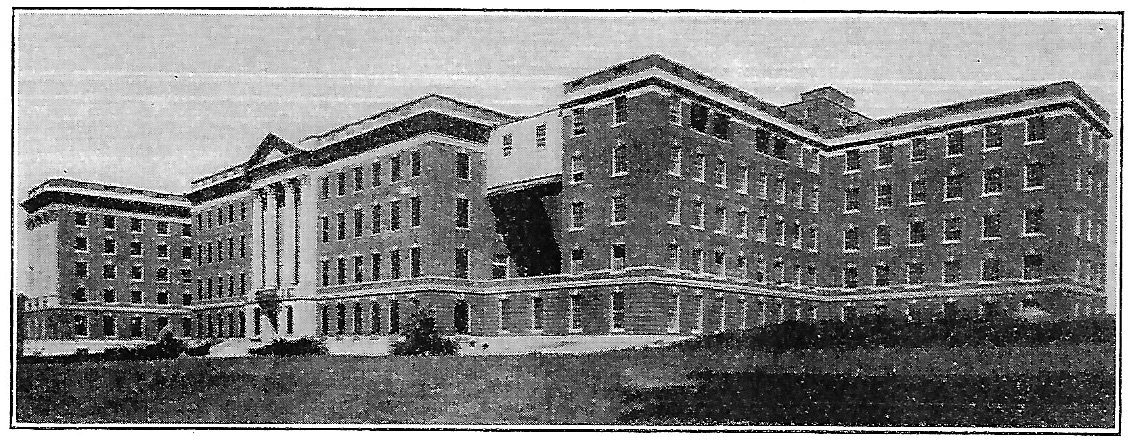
[29,186,190,208]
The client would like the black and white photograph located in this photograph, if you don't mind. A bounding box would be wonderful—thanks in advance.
[8,9,1122,431]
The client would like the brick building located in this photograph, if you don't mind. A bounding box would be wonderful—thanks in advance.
[20,54,1110,341]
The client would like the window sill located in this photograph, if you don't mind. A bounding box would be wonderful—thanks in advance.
[736,234,748,240]
[611,121,626,128]
[1021,232,1046,238]
[875,164,893,171]
[876,205,892,210]
[568,227,585,232]
[941,240,961,245]
[844,169,861,175]
[943,197,963,202]
[668,172,682,178]
[569,180,584,185]
[667,221,682,226]
[843,249,860,254]
[610,221,627,226]
[843,209,860,215]
[690,225,705,231]
[908,243,925,247]
[1024,140,1046,146]
[875,245,893,251]
[977,280,999,285]
[1022,186,1044,192]
[981,192,1002,198]
[909,201,926,207]
[715,184,727,190]
[610,172,628,178]
[737,190,749,196]
[692,178,706,184]
[945,153,964,159]
[982,146,1002,153]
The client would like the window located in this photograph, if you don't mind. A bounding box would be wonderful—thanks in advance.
[1025,162,1044,188]
[756,214,768,242]
[755,129,770,154]
[180,268,192,284]
[845,149,861,172]
[667,243,681,271]
[809,148,820,172]
[982,212,1002,239]
[693,199,706,229]
[390,249,401,279]
[844,186,860,212]
[983,167,1003,195]
[843,264,858,288]
[131,289,143,303]
[876,181,892,209]
[103,315,116,336]
[776,175,786,204]
[389,200,401,231]
[354,255,365,283]
[776,218,787,245]
[943,217,962,242]
[693,152,706,181]
[570,202,585,229]
[104,215,117,230]
[157,243,168,258]
[909,218,926,245]
[946,130,964,156]
[736,254,748,279]
[73,286,87,302]
[773,137,787,160]
[156,267,170,282]
[371,253,381,281]
[320,216,329,243]
[737,163,749,194]
[667,290,680,333]
[909,177,926,205]
[809,224,819,251]
[877,143,894,167]
[131,265,143,281]
[320,260,329,286]
[570,248,585,274]
[454,248,469,279]
[736,209,749,237]
[532,297,545,330]
[1026,115,1046,143]
[943,259,961,283]
[535,124,547,149]
[669,96,682,124]
[612,141,628,175]
[714,158,726,187]
[75,212,88,226]
[372,161,382,187]
[571,108,586,136]
[319,176,330,199]
[130,218,143,233]
[667,194,681,224]
[454,152,471,180]
[181,224,192,237]
[711,112,730,140]
[713,250,725,276]
[875,264,891,287]
[791,220,802,248]
[668,143,682,176]
[910,138,927,162]
[569,293,582,331]
[336,171,347,196]
[570,152,585,183]
[690,102,709,132]
[907,261,925,284]
[336,212,347,240]
[609,290,627,331]
[611,195,627,225]
[371,204,381,233]
[492,253,508,279]
[944,172,964,200]
[875,224,892,248]
[102,287,116,303]
[455,197,470,228]
[337,257,347,285]
[613,95,627,125]
[1023,254,1043,280]
[792,181,803,210]
[73,315,89,336]
[984,124,1003,150]
[353,166,364,191]
[844,227,860,251]
[982,258,1001,281]
[754,255,766,282]
[390,155,402,181]
[692,293,704,332]
[103,238,116,254]
[103,263,116,280]
[410,196,421,227]
[155,221,169,235]
[410,150,422,177]
[611,243,627,271]
[74,236,88,251]
[714,204,726,234]
[1024,207,1043,235]
[811,186,820,212]
[410,247,422,278]
[692,248,705,273]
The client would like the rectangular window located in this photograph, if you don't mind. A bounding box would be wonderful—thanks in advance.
[390,155,402,181]
[875,224,892,248]
[668,194,681,224]
[390,249,402,279]
[667,243,681,271]
[1025,162,1045,188]
[945,173,964,199]
[693,153,706,181]
[1023,254,1043,280]
[372,161,382,187]
[103,315,116,336]
[502,133,513,157]
[792,181,803,210]
[104,214,116,230]
[371,204,381,233]
[353,255,364,283]
[844,227,860,251]
[776,176,786,204]
[320,260,329,286]
[156,221,168,235]
[668,143,682,176]
[337,257,346,285]
[156,243,168,258]
[74,212,88,226]
[103,238,116,254]
[943,260,962,283]
[570,248,585,274]
[353,167,364,191]
[909,178,926,205]
[845,150,861,172]
[907,261,925,284]
[492,253,508,279]
[982,212,1002,238]
[874,264,891,287]
[1025,208,1044,234]
[692,248,705,273]
[131,265,143,281]
[844,186,860,212]
[843,265,858,288]
[909,218,926,245]
[336,212,346,240]
[877,143,894,167]
[455,152,470,179]
[1026,115,1046,142]
[755,129,770,154]
[319,176,330,199]
[611,243,627,271]
[737,163,749,193]
[611,195,627,224]
[454,248,469,279]
[613,95,627,125]
[570,201,585,229]
[689,102,709,132]
[982,258,1001,281]
[353,208,364,238]
[336,171,347,196]
[371,253,381,281]
[535,124,547,149]
[773,137,787,160]
[570,152,585,183]
[571,108,586,136]
[984,124,1003,150]
[389,200,401,231]
[669,97,682,125]
[693,200,705,229]
[130,218,143,233]
[983,167,1003,194]
[410,247,421,278]
[756,214,768,242]
[320,216,329,243]
[569,293,582,331]
[943,217,962,242]
[410,150,422,177]
[74,236,88,251]
[714,158,727,187]
[532,297,544,330]
[711,112,730,141]
[714,204,727,234]
[876,181,893,208]
[612,141,628,175]
[75,261,88,278]
[946,130,964,156]
[455,197,470,228]
[410,196,421,227]
[611,290,626,331]
[713,250,726,276]
[910,138,927,162]
[736,210,749,237]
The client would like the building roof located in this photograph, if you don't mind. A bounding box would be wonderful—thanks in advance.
[22,177,190,216]
[297,93,518,146]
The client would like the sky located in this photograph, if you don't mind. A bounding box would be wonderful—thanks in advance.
[13,11,1122,306]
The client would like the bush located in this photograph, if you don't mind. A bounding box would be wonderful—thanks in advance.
[390,308,459,356]
[675,315,1116,354]
[184,338,222,357]
[18,333,198,364]
[249,337,328,356]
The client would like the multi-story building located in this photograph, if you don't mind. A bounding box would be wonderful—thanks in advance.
[20,54,1110,341]
[19,179,193,340]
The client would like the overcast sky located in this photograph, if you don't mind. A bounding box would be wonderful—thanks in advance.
[14,11,1121,305]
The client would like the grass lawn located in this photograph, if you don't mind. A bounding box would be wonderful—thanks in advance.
[16,343,1115,426]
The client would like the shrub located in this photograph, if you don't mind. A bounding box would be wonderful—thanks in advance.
[184,338,223,357]
[18,333,196,364]
[390,308,459,356]
[249,337,328,356]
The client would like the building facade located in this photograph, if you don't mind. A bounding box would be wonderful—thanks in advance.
[20,54,1111,341]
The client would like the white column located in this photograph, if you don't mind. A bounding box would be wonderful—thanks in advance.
[251,188,266,290]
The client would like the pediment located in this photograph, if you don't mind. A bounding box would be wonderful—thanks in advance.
[246,133,298,167]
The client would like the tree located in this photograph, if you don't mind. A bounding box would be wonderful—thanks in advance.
[390,307,459,356]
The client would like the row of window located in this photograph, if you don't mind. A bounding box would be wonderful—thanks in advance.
[69,314,179,338]
[71,286,191,306]
[842,116,1049,173]
[74,236,191,259]
[838,254,1047,288]
[842,209,1046,251]
[842,164,1046,212]
[75,212,189,236]
[195,235,246,265]
[318,151,472,199]
[195,200,248,231]
[319,248,471,286]
[73,261,191,283]
[500,123,549,157]
[319,197,471,242]
[194,273,248,301]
